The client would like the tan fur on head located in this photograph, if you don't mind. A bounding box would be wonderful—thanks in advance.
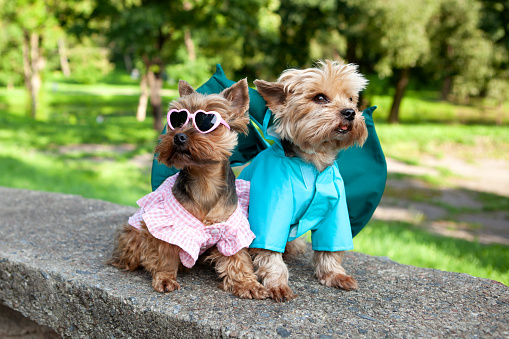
[255,59,369,172]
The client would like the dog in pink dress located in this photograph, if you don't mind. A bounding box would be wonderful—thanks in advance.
[112,79,268,299]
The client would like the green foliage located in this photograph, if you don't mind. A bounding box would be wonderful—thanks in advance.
[486,78,509,105]
[1,0,507,122]
[0,20,24,87]
[67,38,113,84]
[166,57,218,88]
[370,90,509,125]
[347,0,438,76]
[479,0,509,102]
[428,0,494,100]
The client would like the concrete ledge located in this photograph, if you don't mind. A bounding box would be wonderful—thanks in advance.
[0,187,508,338]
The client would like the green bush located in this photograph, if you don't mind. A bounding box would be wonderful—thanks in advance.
[68,43,113,84]
[166,58,218,87]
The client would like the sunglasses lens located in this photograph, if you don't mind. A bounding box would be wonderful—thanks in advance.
[169,110,188,129]
[195,112,218,132]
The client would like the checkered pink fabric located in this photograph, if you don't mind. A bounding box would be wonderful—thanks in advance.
[128,173,254,268]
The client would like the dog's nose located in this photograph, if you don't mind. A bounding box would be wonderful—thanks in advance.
[174,133,188,145]
[341,109,356,121]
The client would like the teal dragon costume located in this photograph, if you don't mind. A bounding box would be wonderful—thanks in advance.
[151,65,387,245]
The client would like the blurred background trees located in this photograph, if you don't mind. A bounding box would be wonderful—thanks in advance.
[0,0,507,127]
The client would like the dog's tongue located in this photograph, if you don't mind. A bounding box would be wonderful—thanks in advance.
[340,125,348,131]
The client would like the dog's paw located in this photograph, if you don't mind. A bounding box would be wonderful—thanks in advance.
[229,281,270,300]
[268,284,296,302]
[319,273,358,290]
[152,272,180,293]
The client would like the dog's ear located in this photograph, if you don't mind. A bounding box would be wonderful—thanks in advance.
[254,80,287,109]
[220,78,250,115]
[178,80,196,97]
[220,78,250,134]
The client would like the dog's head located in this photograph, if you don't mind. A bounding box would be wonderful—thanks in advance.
[255,60,368,168]
[155,79,250,169]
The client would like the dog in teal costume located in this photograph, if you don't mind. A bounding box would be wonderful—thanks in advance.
[239,61,376,300]
[151,62,387,301]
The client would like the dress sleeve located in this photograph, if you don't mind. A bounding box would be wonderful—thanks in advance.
[128,175,175,228]
[130,175,176,233]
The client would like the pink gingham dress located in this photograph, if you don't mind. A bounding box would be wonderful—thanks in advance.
[128,173,255,268]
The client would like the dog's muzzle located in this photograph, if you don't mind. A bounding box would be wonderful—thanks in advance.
[341,109,356,121]
[174,133,188,146]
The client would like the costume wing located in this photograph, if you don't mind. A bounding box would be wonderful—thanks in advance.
[336,107,387,237]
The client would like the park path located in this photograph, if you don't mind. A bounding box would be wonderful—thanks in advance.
[375,156,509,245]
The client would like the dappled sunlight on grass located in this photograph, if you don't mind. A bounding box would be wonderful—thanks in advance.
[369,92,509,125]
[353,221,509,286]
[0,146,150,207]
[376,123,509,161]
[0,106,160,150]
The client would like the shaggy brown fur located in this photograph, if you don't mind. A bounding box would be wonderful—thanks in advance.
[112,79,268,299]
[251,60,368,301]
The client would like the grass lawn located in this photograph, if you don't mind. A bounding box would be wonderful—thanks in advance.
[1,76,508,285]
[353,221,509,286]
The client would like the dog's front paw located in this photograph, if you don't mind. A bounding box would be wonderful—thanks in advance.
[319,273,358,290]
[268,284,296,302]
[152,272,180,293]
[227,281,270,300]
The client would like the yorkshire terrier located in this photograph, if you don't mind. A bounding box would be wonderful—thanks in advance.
[112,79,268,299]
[239,60,368,301]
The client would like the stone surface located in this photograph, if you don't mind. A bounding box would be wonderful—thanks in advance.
[0,304,59,338]
[0,187,508,338]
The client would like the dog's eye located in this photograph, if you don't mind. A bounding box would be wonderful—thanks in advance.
[349,97,353,102]
[313,94,329,104]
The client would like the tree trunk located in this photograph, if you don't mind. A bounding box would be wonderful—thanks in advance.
[441,75,452,101]
[182,1,195,61]
[388,68,410,124]
[58,38,71,77]
[124,53,133,74]
[346,39,358,64]
[184,30,196,61]
[22,31,44,119]
[136,73,148,121]
[147,67,164,131]
[22,33,32,95]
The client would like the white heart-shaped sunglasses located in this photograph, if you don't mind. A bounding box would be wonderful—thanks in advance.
[167,109,230,134]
